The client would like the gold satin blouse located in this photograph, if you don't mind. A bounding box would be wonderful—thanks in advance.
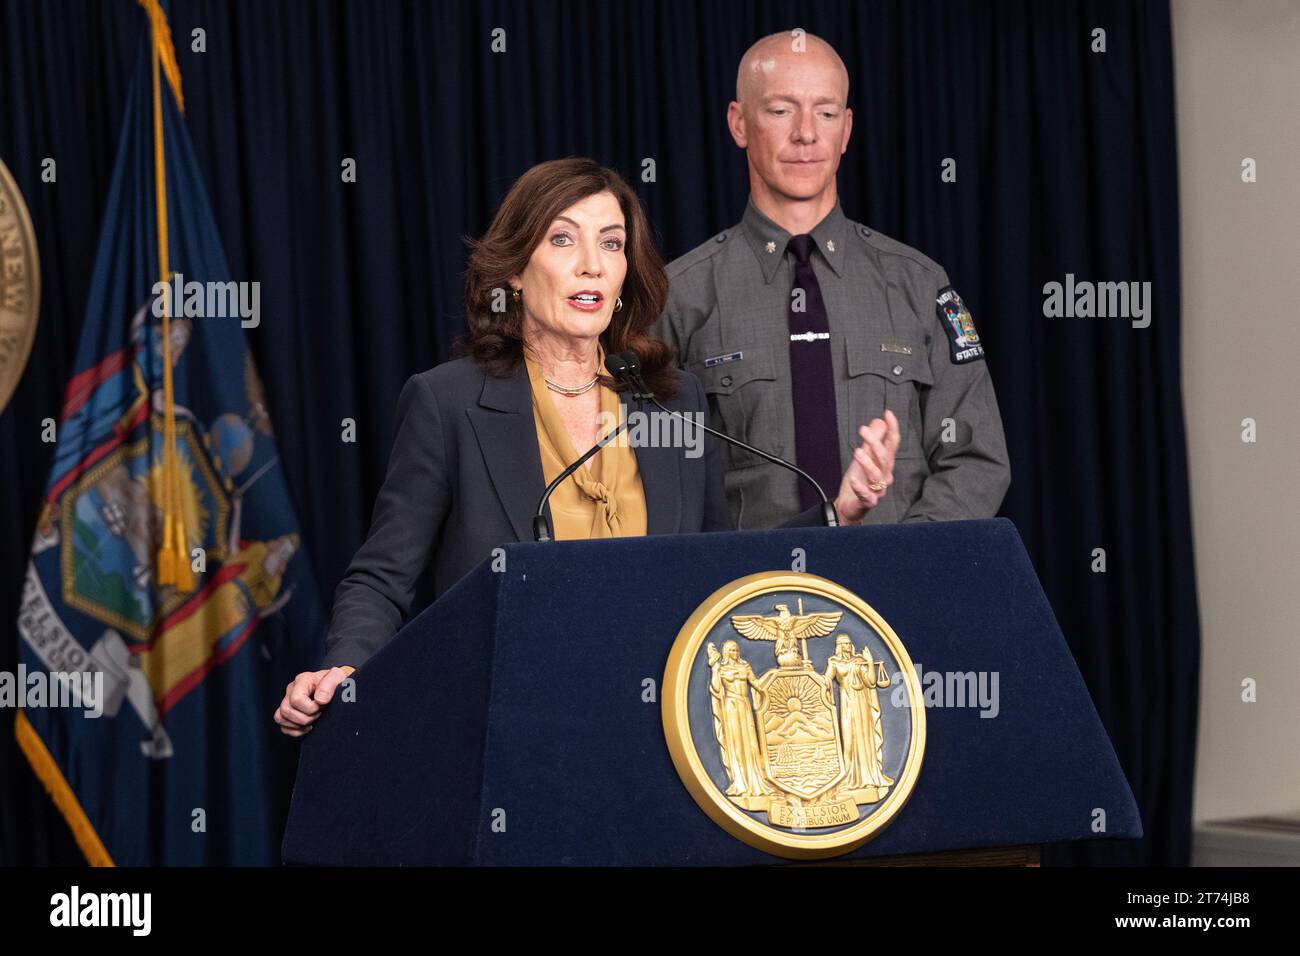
[523,349,648,540]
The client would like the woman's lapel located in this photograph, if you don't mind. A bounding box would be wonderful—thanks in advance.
[466,363,546,542]
[625,396,682,535]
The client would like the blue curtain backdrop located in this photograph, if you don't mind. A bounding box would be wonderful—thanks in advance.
[0,0,1198,866]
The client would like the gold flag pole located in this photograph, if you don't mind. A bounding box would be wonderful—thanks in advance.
[140,0,191,589]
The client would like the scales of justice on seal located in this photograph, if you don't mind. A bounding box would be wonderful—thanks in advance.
[662,572,926,859]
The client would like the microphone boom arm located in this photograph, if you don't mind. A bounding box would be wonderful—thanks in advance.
[532,414,636,541]
[620,358,838,528]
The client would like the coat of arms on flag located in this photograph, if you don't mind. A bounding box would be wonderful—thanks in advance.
[14,0,324,865]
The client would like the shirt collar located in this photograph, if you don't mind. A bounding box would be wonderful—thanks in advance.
[741,196,850,284]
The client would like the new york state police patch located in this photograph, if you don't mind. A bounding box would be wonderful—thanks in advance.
[936,286,984,364]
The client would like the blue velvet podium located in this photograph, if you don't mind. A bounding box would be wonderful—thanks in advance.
[281,518,1141,865]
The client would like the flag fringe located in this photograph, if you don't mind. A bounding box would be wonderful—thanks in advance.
[13,709,115,867]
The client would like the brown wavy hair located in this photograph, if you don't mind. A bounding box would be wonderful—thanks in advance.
[460,158,678,397]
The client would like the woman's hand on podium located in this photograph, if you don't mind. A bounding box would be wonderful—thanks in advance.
[274,666,355,737]
[835,410,900,525]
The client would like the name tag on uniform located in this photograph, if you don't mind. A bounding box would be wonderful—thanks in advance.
[704,351,743,367]
[881,343,913,355]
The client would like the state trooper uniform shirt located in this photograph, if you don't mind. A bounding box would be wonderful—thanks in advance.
[654,198,1011,529]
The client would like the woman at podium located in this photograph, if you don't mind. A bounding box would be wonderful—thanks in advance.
[275,158,900,737]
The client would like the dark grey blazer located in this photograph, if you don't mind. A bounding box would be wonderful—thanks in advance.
[322,356,819,669]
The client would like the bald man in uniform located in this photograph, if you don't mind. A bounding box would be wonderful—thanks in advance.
[654,31,1010,529]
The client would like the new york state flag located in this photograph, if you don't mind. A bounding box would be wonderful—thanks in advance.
[14,1,324,865]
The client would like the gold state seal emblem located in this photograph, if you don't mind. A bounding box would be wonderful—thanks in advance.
[663,572,925,859]
[0,158,40,413]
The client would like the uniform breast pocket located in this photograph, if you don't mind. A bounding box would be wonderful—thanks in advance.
[846,341,933,460]
[689,345,783,468]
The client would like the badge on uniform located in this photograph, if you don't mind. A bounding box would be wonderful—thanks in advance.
[935,286,984,364]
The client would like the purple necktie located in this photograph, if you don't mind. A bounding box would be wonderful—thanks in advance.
[786,234,841,509]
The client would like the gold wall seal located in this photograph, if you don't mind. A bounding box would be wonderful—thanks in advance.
[0,158,40,413]
[662,572,925,859]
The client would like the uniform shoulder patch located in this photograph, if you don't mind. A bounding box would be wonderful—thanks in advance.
[935,286,984,364]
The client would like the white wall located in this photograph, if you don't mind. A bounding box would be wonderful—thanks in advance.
[1172,0,1300,822]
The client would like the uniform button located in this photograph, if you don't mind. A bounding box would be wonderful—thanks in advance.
[860,226,871,237]
[720,375,733,387]
[714,232,727,243]
[892,364,904,376]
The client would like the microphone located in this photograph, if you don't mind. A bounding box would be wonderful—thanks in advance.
[612,350,838,527]
[531,352,643,542]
